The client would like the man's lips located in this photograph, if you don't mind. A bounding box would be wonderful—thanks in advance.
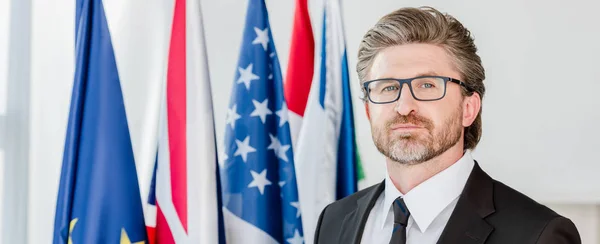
[390,124,425,130]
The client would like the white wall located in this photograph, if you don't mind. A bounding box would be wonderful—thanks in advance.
[2,0,32,242]
[0,0,8,115]
[2,0,600,243]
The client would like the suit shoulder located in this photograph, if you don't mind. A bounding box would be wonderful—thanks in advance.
[492,179,562,222]
[486,179,581,241]
[322,183,381,217]
[315,183,382,244]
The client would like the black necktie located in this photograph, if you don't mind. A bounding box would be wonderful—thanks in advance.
[389,197,410,244]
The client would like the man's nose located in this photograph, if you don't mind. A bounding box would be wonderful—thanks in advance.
[394,83,418,116]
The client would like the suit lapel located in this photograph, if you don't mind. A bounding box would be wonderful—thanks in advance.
[437,162,495,244]
[338,181,384,244]
[436,197,493,243]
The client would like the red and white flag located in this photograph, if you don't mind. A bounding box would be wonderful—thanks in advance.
[284,0,315,148]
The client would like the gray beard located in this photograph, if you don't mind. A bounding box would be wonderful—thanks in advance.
[372,108,463,165]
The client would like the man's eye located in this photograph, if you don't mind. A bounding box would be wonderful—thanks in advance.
[420,83,435,88]
[382,86,399,92]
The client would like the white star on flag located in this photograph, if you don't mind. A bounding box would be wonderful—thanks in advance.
[279,181,286,199]
[250,99,272,124]
[248,169,272,195]
[275,103,289,127]
[286,229,304,244]
[290,201,301,218]
[225,104,241,129]
[252,27,270,51]
[237,63,260,90]
[234,136,256,163]
[268,65,273,80]
[267,134,290,162]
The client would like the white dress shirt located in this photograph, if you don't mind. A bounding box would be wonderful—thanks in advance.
[360,150,475,244]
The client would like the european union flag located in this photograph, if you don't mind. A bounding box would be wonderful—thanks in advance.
[220,0,304,243]
[52,0,147,243]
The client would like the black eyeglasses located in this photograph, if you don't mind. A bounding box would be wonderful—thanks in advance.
[362,76,473,104]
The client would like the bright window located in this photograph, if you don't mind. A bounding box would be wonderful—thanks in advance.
[0,0,10,115]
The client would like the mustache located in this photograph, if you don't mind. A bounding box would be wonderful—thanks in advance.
[385,114,433,130]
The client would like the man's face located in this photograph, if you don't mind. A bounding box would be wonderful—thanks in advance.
[365,43,469,165]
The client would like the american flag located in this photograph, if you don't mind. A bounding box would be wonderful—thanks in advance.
[220,0,304,243]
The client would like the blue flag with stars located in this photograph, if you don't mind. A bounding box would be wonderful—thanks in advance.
[52,0,147,243]
[220,0,304,243]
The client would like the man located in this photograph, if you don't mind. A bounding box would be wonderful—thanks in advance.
[314,6,581,244]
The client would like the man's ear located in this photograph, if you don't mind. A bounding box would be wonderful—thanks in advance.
[364,102,371,120]
[462,93,481,127]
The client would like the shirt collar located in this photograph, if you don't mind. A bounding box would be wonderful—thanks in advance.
[381,150,475,232]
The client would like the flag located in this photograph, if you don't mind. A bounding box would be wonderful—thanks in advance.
[145,0,225,243]
[53,0,147,243]
[294,0,364,242]
[284,0,315,148]
[145,157,158,244]
[220,0,304,243]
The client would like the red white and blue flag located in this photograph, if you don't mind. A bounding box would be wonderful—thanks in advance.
[144,0,225,243]
[220,0,304,243]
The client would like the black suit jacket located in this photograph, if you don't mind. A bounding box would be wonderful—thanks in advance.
[314,163,581,244]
